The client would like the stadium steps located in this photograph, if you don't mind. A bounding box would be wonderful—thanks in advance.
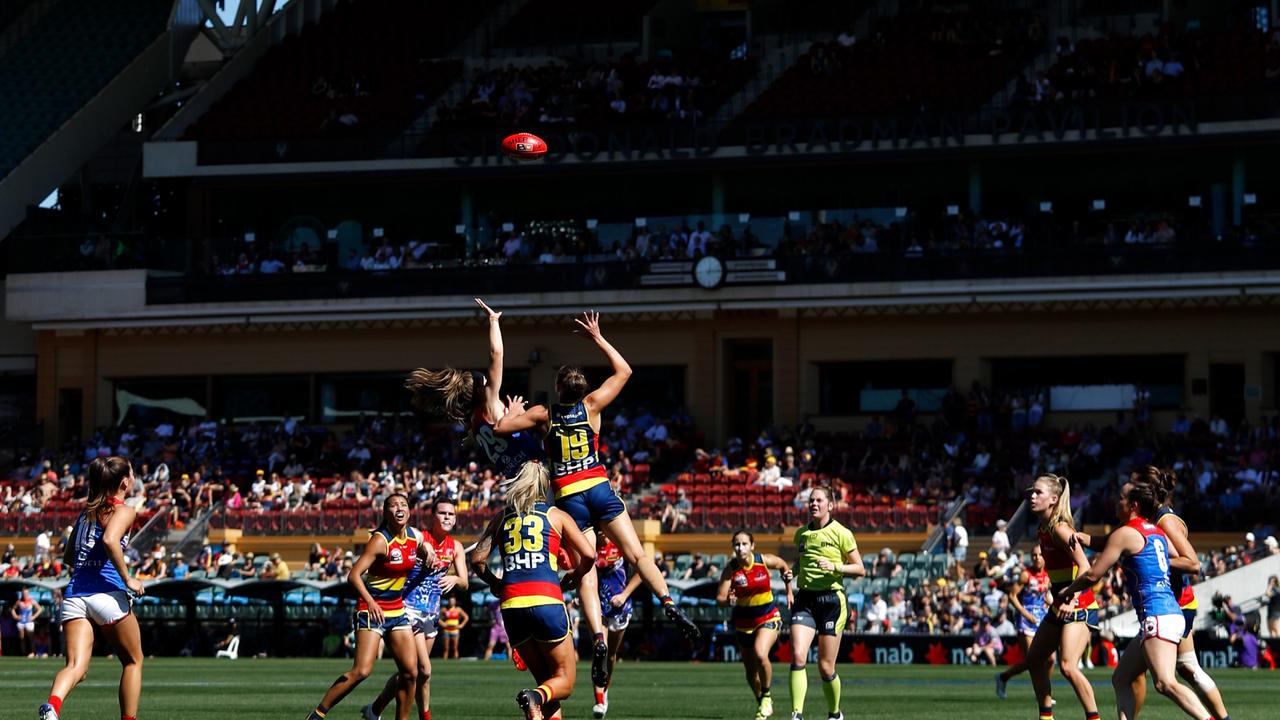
[709,34,813,125]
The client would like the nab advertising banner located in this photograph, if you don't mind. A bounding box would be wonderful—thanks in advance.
[711,632,1277,668]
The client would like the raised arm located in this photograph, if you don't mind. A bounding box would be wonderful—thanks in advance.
[575,311,632,416]
[492,398,549,436]
[476,298,506,421]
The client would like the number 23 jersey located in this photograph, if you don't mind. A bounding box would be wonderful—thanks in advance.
[498,502,564,610]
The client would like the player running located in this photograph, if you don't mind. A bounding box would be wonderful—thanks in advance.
[718,530,793,720]
[405,298,545,483]
[493,311,700,690]
[362,498,468,720]
[306,494,436,720]
[996,474,1100,720]
[591,535,641,719]
[39,457,145,720]
[470,462,596,720]
[788,486,864,720]
[1061,477,1215,720]
[1128,467,1232,720]
[995,544,1052,697]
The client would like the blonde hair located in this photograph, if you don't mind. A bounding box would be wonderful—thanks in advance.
[405,368,474,423]
[1036,473,1074,531]
[506,462,550,517]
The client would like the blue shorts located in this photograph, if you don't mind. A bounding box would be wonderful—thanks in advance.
[504,603,571,647]
[557,482,626,532]
[1044,607,1098,628]
[1181,608,1196,639]
[355,609,412,635]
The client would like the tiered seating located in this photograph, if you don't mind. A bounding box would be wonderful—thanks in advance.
[652,471,940,532]
[188,0,477,147]
[1046,27,1271,104]
[431,51,757,139]
[742,9,1040,121]
[0,0,173,177]
[494,0,659,47]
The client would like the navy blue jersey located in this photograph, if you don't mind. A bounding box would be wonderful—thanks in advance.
[474,415,545,479]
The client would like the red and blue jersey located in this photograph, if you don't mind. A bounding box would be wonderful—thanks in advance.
[729,553,780,632]
[546,402,609,497]
[1019,567,1050,617]
[359,526,422,616]
[1151,507,1198,609]
[1039,525,1097,609]
[404,529,455,615]
[1120,517,1182,621]
[499,502,565,611]
[597,539,631,620]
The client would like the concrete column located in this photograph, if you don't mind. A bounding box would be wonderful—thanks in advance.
[460,184,474,256]
[1243,351,1263,423]
[1231,152,1246,227]
[1186,350,1210,422]
[689,317,718,442]
[968,162,982,214]
[1210,182,1227,237]
[711,173,726,229]
[773,312,800,432]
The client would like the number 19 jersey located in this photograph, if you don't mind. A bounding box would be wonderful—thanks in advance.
[499,502,564,611]
[546,402,609,497]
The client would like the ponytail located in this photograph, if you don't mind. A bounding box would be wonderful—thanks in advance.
[85,456,132,521]
[506,461,550,517]
[1037,473,1074,531]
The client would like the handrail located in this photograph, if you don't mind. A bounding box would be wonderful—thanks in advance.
[920,497,966,554]
[169,506,213,561]
[127,501,173,552]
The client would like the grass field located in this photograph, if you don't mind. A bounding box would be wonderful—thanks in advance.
[0,657,1272,719]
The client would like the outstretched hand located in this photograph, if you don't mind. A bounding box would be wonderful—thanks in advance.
[504,395,526,417]
[475,298,501,321]
[573,310,602,341]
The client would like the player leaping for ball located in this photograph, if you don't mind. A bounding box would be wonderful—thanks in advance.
[493,311,701,689]
[405,298,546,485]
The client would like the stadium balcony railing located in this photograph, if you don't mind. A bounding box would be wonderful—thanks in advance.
[134,241,1280,305]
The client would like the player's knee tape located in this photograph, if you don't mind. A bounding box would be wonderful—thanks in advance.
[1177,652,1216,693]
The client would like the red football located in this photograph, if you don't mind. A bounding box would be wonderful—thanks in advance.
[501,132,548,161]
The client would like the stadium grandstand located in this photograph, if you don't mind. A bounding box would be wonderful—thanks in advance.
[0,0,1278,718]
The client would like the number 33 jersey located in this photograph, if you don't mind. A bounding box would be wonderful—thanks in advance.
[498,502,565,610]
